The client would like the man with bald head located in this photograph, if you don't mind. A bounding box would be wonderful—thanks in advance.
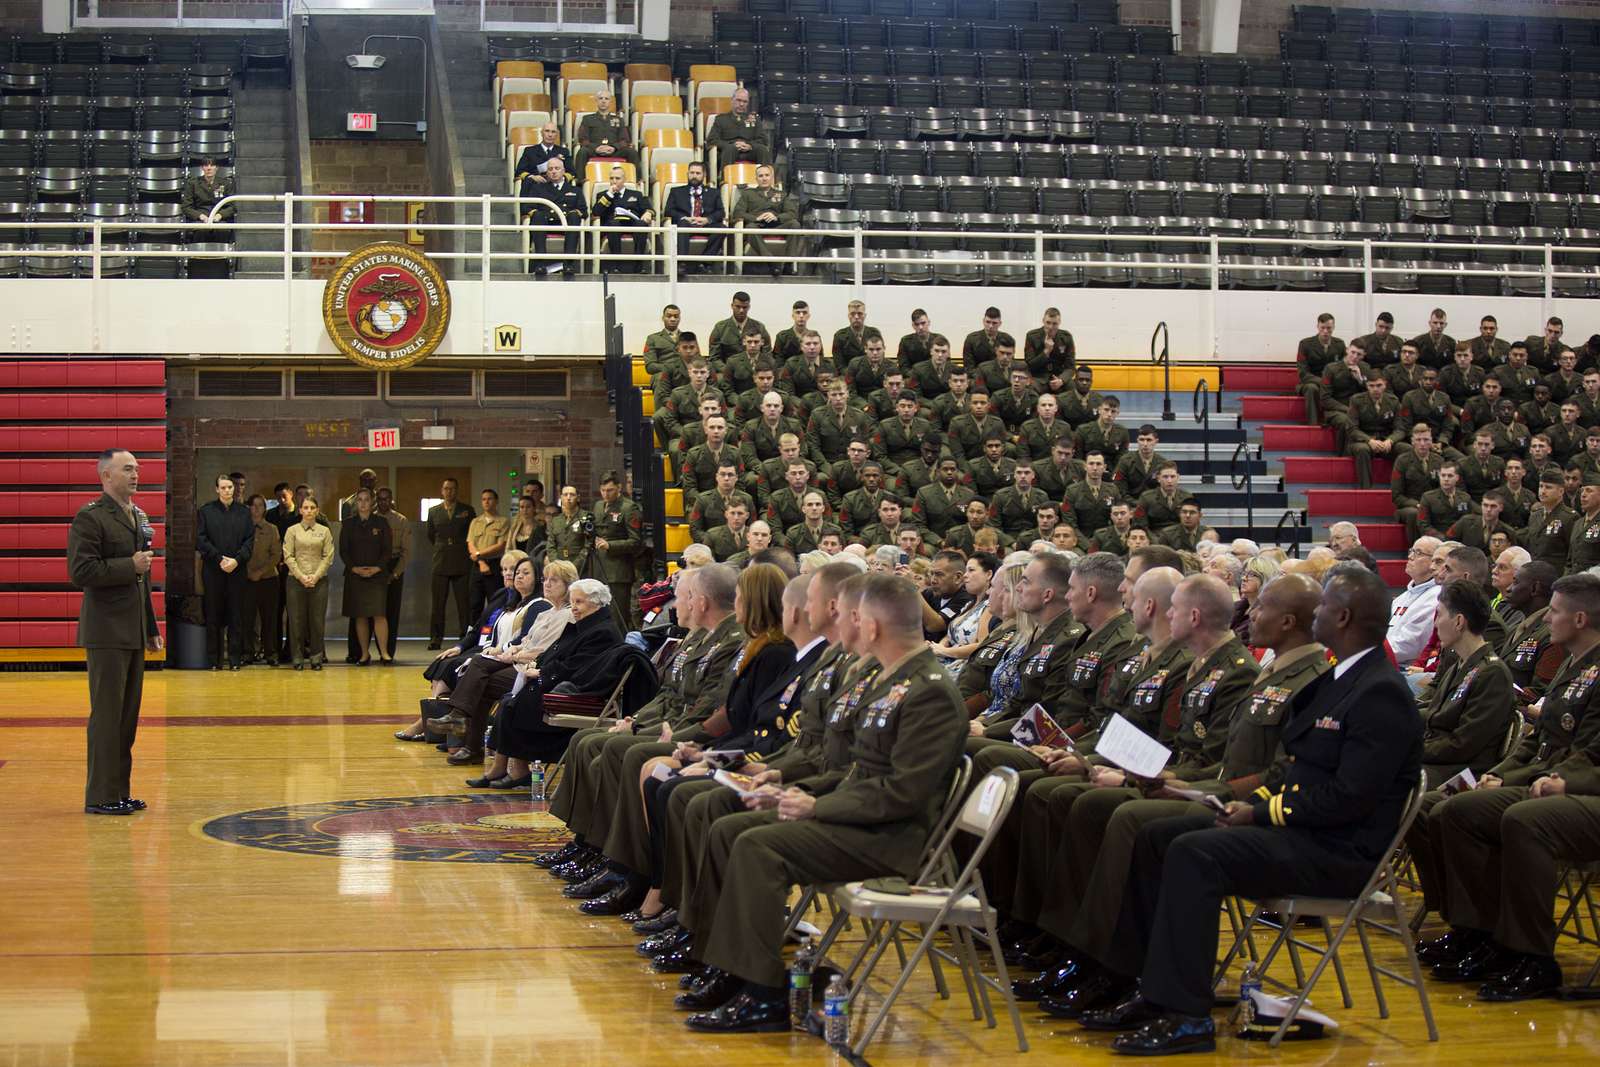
[1022,573,1330,1014]
[1082,566,1420,1054]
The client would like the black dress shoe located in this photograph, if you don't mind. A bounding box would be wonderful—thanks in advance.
[1040,971,1134,1020]
[563,869,624,900]
[121,797,146,811]
[634,908,680,935]
[1013,956,1088,1001]
[685,992,789,1033]
[675,968,741,1011]
[639,925,690,958]
[1110,1012,1216,1055]
[679,965,712,990]
[579,877,648,916]
[1478,953,1564,1002]
[1432,941,1518,983]
[85,800,133,815]
[652,948,705,974]
[427,641,442,650]
[553,856,604,883]
[1080,990,1163,1032]
[465,774,505,789]
[534,842,586,869]
[1417,927,1488,967]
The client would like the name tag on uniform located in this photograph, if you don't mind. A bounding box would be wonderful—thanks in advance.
[1314,716,1342,731]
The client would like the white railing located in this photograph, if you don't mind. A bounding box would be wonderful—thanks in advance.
[2,193,1597,307]
[71,0,290,29]
[478,0,639,34]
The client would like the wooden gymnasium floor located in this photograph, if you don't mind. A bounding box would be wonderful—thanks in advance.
[3,656,1600,1066]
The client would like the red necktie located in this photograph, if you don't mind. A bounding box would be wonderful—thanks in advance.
[692,189,702,216]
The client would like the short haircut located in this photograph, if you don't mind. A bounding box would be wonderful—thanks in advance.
[858,573,926,639]
[1178,574,1235,630]
[793,300,808,310]
[1438,579,1490,635]
[934,549,966,569]
[813,559,861,598]
[1324,566,1393,642]
[1554,572,1600,625]
[930,332,950,348]
[679,331,698,344]
[1447,545,1491,585]
[1131,544,1184,573]
[696,563,739,609]
[1072,552,1125,596]
[600,470,621,486]
[752,546,799,578]
[1317,312,1334,324]
[1137,424,1158,437]
[732,290,751,303]
[569,578,612,607]
[984,306,1002,318]
[1029,550,1075,594]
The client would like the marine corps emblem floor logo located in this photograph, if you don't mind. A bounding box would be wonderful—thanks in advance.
[201,795,570,864]
[322,242,451,370]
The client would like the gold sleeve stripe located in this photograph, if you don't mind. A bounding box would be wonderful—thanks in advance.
[1253,786,1272,801]
[1269,793,1286,827]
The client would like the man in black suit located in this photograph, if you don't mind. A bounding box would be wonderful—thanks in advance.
[67,449,161,815]
[1075,565,1422,1055]
[514,121,573,200]
[523,156,585,277]
[665,160,724,276]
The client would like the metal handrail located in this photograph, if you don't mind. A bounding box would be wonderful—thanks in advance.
[1151,320,1174,422]
[1274,509,1306,558]
[1231,442,1255,532]
[1194,380,1213,484]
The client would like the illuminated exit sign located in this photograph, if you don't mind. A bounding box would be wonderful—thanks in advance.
[347,112,378,133]
[367,426,400,451]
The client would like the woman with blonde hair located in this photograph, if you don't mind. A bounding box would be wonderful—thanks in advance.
[970,556,1038,730]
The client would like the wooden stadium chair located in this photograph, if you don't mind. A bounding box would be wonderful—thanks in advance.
[651,162,690,218]
[687,63,738,112]
[500,92,552,147]
[622,62,676,111]
[495,60,548,102]
[630,94,687,142]
[695,95,733,143]
[558,61,611,112]
[563,92,600,144]
[1212,770,1438,1048]
[641,128,695,175]
[505,126,543,189]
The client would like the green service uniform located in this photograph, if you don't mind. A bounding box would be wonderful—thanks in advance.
[1018,416,1071,461]
[991,386,1040,432]
[1025,326,1075,383]
[730,185,800,262]
[545,508,592,573]
[1034,457,1087,502]
[426,500,475,643]
[831,324,884,367]
[876,415,934,467]
[1064,480,1122,539]
[1504,606,1561,696]
[1417,487,1475,539]
[946,411,1012,462]
[1114,451,1168,498]
[687,488,755,541]
[1420,642,1517,787]
[1297,335,1345,423]
[573,109,639,172]
[962,329,1014,367]
[592,496,642,627]
[805,405,876,465]
[1569,507,1600,573]
[67,493,160,808]
[678,443,744,497]
[912,481,977,538]
[706,109,772,166]
[1456,452,1506,500]
[1135,488,1194,530]
[989,485,1050,537]
[708,315,770,367]
[1392,448,1444,542]
[1076,420,1131,467]
[1345,392,1406,489]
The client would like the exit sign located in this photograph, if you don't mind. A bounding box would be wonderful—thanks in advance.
[347,112,377,133]
[367,426,400,451]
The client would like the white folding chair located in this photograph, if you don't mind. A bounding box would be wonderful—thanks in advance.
[809,767,1028,1056]
[1214,769,1438,1047]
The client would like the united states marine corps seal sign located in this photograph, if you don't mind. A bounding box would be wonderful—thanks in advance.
[322,242,451,370]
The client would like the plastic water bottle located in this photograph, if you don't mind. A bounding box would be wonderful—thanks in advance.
[530,761,546,803]
[483,728,493,771]
[788,937,816,1029]
[822,974,849,1045]
[1232,963,1261,1033]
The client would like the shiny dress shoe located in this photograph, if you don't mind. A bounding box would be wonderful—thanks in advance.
[679,964,713,990]
[465,774,505,789]
[579,878,648,916]
[553,856,605,883]
[121,797,146,811]
[1005,930,1058,966]
[1040,971,1133,1020]
[563,869,624,900]
[490,773,533,790]
[675,968,741,1011]
[1080,990,1162,1032]
[1013,956,1087,1001]
[652,948,704,974]
[685,992,790,1033]
[1478,953,1564,1002]
[1416,927,1487,968]
[1110,1012,1216,1055]
[84,800,134,815]
[534,842,586,869]
[1432,941,1517,983]
[634,908,680,935]
[445,749,479,766]
[639,926,690,958]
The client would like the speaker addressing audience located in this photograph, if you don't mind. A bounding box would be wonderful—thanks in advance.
[67,449,161,816]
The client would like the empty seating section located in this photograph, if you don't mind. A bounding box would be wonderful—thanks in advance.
[0,359,167,649]
[0,33,263,278]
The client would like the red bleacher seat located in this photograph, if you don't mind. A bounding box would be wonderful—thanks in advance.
[1240,396,1305,421]
[0,523,165,549]
[1377,559,1408,587]
[1355,524,1409,553]
[0,557,167,584]
[1263,425,1336,451]
[0,620,167,647]
[0,393,167,420]
[0,591,166,619]
[1283,456,1394,484]
[0,360,166,388]
[0,426,167,452]
[1224,366,1299,393]
[1304,489,1397,517]
[0,458,167,485]
[0,492,167,519]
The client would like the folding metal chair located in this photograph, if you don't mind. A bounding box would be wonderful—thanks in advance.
[813,766,1027,1057]
[1214,769,1438,1047]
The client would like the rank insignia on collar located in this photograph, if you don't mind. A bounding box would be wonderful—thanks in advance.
[1192,721,1207,739]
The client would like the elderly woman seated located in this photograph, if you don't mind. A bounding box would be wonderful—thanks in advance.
[395,550,529,744]
[486,578,626,783]
[427,559,581,769]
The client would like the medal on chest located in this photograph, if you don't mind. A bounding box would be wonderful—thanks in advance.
[863,680,912,730]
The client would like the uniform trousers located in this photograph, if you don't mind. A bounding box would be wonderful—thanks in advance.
[85,647,143,807]
[1116,815,1375,1017]
[1403,789,1451,914]
[244,575,279,661]
[696,813,900,988]
[549,724,613,828]
[468,558,502,627]
[601,739,678,872]
[598,221,651,274]
[965,738,1046,914]
[1437,787,1600,956]
[1029,783,1141,942]
[1300,380,1324,426]
[429,570,469,645]
[202,562,246,667]
[384,571,403,657]
[284,578,328,665]
[643,771,714,888]
[666,778,736,912]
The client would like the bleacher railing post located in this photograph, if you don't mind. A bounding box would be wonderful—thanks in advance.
[91,222,101,280]
[1362,239,1373,295]
[853,228,864,289]
[282,194,294,281]
[1033,230,1045,290]
[665,221,677,296]
[1545,243,1555,315]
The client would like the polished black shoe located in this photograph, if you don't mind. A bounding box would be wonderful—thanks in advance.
[1081,990,1163,1032]
[675,968,741,1011]
[1416,927,1488,968]
[1008,930,1060,968]
[121,797,147,811]
[1040,971,1133,1020]
[652,948,704,974]
[533,842,586,869]
[1110,1012,1216,1055]
[679,965,712,990]
[1478,953,1564,1002]
[579,878,648,916]
[1013,956,1088,1002]
[555,856,606,884]
[85,800,134,816]
[639,926,691,958]
[563,869,624,900]
[465,774,505,789]
[1432,941,1517,983]
[546,846,597,875]
[634,908,680,935]
[685,992,789,1033]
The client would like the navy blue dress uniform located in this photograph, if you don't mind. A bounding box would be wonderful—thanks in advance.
[196,496,254,669]
[1107,647,1422,1021]
[515,142,573,199]
[523,174,586,275]
[590,183,653,273]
